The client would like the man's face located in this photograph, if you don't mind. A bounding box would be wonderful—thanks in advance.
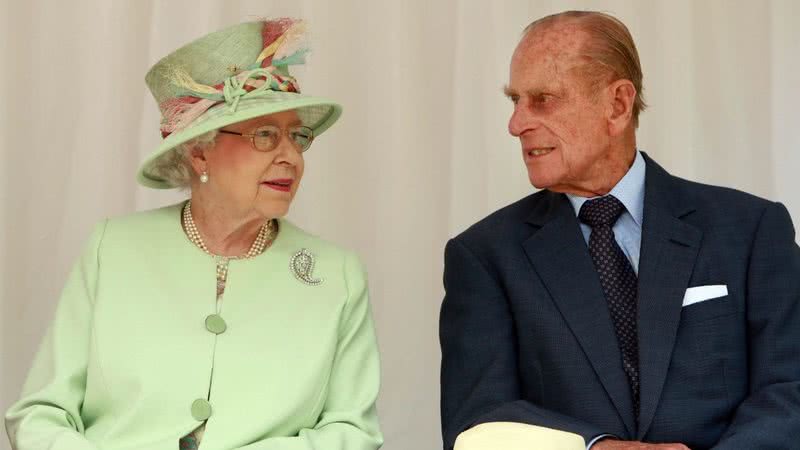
[506,24,613,194]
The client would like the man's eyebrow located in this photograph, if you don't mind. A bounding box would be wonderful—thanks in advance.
[504,86,553,98]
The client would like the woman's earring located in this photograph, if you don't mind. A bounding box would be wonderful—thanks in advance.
[199,171,209,183]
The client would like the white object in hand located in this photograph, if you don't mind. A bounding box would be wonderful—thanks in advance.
[454,422,585,450]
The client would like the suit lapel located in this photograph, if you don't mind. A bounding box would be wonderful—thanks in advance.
[635,156,702,438]
[522,194,637,437]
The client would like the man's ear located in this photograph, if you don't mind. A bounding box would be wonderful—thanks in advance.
[606,78,636,136]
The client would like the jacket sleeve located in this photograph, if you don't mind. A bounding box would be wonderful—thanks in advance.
[713,202,800,448]
[236,251,383,450]
[4,221,107,450]
[440,237,605,450]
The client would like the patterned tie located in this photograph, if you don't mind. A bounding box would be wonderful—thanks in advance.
[579,195,640,423]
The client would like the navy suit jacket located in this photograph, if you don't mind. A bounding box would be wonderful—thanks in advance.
[440,154,800,449]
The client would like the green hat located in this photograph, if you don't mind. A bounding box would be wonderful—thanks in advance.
[137,18,342,189]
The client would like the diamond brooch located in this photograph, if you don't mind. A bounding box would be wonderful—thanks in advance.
[290,248,323,286]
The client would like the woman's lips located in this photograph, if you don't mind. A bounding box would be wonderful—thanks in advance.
[261,178,293,192]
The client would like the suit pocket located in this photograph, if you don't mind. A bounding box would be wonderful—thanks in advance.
[680,295,737,324]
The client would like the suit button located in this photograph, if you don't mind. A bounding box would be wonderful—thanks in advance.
[205,314,227,334]
[191,398,212,421]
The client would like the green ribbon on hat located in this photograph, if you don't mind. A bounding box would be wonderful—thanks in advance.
[179,68,298,114]
[223,68,272,112]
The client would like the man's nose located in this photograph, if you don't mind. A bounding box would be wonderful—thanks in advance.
[508,102,539,137]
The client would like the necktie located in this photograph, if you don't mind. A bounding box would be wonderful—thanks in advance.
[579,195,640,422]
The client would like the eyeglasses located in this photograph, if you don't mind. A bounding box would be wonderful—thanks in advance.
[218,125,315,153]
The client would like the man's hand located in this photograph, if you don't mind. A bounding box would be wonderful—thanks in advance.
[594,440,690,450]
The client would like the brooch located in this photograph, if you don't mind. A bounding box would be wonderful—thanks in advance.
[290,248,323,286]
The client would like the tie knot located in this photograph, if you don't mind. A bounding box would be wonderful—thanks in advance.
[579,195,626,228]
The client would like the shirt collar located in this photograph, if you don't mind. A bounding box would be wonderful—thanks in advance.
[566,150,646,227]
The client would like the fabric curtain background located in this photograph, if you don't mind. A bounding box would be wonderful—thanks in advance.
[2,1,798,449]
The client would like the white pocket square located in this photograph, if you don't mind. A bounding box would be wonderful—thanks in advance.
[682,285,728,307]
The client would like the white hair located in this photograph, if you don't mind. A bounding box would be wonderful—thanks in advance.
[147,130,219,188]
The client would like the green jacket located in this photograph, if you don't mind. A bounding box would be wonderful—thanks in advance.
[5,203,383,450]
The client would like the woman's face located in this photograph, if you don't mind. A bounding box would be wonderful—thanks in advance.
[194,110,306,221]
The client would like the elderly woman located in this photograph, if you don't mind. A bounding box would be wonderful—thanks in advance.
[5,18,382,450]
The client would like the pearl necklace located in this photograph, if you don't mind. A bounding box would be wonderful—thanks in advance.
[182,201,277,294]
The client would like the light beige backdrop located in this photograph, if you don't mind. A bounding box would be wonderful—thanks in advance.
[2,1,799,449]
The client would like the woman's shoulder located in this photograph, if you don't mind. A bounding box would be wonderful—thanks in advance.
[276,219,354,255]
[105,202,184,228]
[95,202,184,244]
[100,202,184,229]
[275,219,366,270]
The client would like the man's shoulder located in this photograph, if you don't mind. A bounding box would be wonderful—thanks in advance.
[668,173,776,220]
[452,190,556,246]
[643,153,776,218]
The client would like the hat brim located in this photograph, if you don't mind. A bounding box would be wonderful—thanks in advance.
[137,91,342,189]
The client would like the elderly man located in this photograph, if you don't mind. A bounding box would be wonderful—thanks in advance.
[440,10,800,450]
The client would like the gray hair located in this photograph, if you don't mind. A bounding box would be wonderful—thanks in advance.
[524,11,647,128]
[147,130,219,188]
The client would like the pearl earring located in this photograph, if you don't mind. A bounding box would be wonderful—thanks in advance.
[200,171,209,183]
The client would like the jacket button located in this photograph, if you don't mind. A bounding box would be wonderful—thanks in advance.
[191,398,212,421]
[205,314,227,334]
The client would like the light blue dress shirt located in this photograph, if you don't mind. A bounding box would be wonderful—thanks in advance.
[565,151,646,449]
[566,151,646,274]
